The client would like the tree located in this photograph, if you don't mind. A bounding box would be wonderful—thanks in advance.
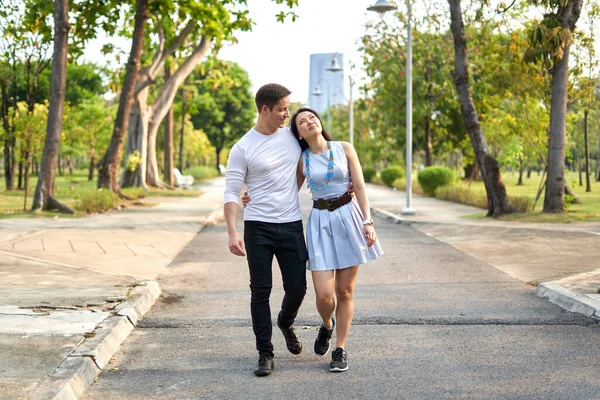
[525,0,584,213]
[116,0,298,189]
[31,0,73,213]
[189,60,255,172]
[63,98,115,181]
[96,0,148,194]
[447,0,514,217]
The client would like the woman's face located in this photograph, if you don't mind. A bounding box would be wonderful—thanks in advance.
[295,111,322,139]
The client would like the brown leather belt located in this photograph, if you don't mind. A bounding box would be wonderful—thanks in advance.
[313,192,352,212]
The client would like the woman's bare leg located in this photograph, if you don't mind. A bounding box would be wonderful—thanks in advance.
[333,266,359,349]
[311,270,335,329]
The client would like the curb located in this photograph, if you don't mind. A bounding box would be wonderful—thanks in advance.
[25,209,223,400]
[536,282,600,319]
[370,207,411,225]
[28,281,162,400]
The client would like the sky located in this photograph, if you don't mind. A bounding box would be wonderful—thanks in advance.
[84,0,388,104]
[218,0,384,104]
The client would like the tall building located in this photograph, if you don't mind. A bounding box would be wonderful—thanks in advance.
[308,53,345,114]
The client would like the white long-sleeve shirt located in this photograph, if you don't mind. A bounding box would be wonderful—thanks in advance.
[224,127,302,223]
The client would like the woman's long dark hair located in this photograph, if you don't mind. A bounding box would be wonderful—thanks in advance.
[290,107,332,151]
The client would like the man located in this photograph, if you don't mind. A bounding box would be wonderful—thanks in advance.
[224,83,307,377]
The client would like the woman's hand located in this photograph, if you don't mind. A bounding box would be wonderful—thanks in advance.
[241,191,251,208]
[363,224,377,247]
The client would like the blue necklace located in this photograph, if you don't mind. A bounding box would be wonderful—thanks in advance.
[305,141,334,192]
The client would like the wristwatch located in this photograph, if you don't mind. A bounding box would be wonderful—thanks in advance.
[363,218,374,226]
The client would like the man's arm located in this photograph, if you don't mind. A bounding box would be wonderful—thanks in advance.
[224,202,245,256]
[223,145,247,257]
[296,156,305,191]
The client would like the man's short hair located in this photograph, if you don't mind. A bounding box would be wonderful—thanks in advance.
[255,83,291,112]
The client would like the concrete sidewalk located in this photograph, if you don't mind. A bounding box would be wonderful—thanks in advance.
[0,179,224,400]
[367,184,600,319]
[2,177,600,399]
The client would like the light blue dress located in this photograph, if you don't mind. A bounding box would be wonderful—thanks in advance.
[303,141,383,271]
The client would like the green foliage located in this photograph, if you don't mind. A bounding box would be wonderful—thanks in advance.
[380,166,404,187]
[184,166,220,181]
[564,193,574,210]
[362,167,376,183]
[189,59,255,160]
[126,150,142,172]
[74,189,119,214]
[417,166,456,195]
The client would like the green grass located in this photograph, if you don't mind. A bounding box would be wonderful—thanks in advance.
[458,171,600,223]
[0,169,202,218]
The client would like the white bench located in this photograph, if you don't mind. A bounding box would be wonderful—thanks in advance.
[173,168,194,189]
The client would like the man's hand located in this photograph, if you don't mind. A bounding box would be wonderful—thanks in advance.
[347,182,355,197]
[241,191,251,208]
[228,231,246,256]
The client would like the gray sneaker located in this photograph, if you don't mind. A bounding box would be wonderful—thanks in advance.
[314,318,335,356]
[330,347,348,372]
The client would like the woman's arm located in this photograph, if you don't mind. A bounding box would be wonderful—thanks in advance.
[342,142,377,247]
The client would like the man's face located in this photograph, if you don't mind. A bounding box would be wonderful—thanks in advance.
[264,96,290,129]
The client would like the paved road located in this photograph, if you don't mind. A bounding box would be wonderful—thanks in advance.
[82,211,600,399]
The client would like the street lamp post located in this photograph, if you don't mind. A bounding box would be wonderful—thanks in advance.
[327,57,355,147]
[312,80,332,134]
[367,0,415,215]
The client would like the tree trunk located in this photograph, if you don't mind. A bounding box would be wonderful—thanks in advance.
[17,160,23,189]
[424,114,433,167]
[543,0,582,213]
[517,156,525,186]
[578,154,582,186]
[97,0,148,194]
[57,152,63,175]
[1,79,14,190]
[144,37,211,188]
[88,153,95,181]
[584,109,591,192]
[121,91,149,188]
[597,117,600,182]
[448,0,513,217]
[31,0,73,213]
[163,64,174,186]
[179,86,186,172]
[23,150,32,211]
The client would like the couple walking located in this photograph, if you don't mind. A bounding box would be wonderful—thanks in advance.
[223,83,383,376]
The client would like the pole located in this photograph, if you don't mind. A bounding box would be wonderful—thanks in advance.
[327,87,332,134]
[402,0,415,215]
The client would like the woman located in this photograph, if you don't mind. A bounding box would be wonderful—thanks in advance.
[290,107,383,373]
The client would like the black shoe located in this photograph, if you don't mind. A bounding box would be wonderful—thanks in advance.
[314,318,335,356]
[330,347,348,372]
[277,319,302,355]
[254,353,274,377]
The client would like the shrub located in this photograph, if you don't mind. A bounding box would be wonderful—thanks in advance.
[371,175,383,185]
[391,178,425,195]
[507,196,534,213]
[380,166,404,187]
[564,194,574,210]
[363,167,376,183]
[417,166,455,195]
[74,189,120,214]
[185,166,220,181]
[434,186,488,209]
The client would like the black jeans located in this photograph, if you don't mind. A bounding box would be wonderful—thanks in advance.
[244,220,308,355]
